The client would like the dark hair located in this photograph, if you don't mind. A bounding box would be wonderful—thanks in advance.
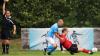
[55,16,64,21]
[62,28,67,33]
[5,9,11,14]
[5,9,10,11]
[4,10,11,16]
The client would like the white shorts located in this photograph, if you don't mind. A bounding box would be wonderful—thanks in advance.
[46,37,56,45]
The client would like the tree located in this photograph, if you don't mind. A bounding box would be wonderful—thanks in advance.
[0,0,100,28]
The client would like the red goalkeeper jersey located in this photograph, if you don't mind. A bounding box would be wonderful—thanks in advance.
[60,34,72,49]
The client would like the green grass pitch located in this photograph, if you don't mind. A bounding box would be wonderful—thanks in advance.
[0,39,100,56]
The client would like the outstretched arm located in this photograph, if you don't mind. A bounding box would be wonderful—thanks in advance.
[55,32,60,39]
[2,1,6,15]
[75,33,83,35]
[2,0,9,15]
[55,32,64,41]
[55,32,66,43]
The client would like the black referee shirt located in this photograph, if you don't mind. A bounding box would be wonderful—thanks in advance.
[1,15,15,32]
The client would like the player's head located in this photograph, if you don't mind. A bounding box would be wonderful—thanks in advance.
[73,30,76,33]
[62,28,68,34]
[5,10,11,17]
[57,19,64,27]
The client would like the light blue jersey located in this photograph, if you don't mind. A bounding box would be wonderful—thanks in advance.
[47,23,58,38]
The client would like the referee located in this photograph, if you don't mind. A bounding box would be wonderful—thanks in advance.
[0,0,16,54]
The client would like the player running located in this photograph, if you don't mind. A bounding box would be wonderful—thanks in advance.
[58,28,93,55]
[44,19,64,55]
[0,0,16,54]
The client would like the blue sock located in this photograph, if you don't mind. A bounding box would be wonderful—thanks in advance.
[50,47,56,53]
[47,45,56,54]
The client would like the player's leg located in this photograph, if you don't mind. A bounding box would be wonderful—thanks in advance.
[43,39,48,55]
[46,37,57,55]
[1,40,10,54]
[70,44,92,54]
[47,44,57,55]
[67,49,75,55]
[60,43,63,51]
[5,39,10,54]
[2,32,10,54]
[73,39,76,44]
[76,41,79,45]
[78,48,92,54]
[2,39,10,54]
[68,44,93,54]
[1,40,6,54]
[60,43,65,53]
[1,34,6,54]
[75,38,79,44]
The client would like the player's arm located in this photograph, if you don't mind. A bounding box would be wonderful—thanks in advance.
[2,1,6,15]
[9,19,16,35]
[53,27,63,40]
[2,0,9,15]
[13,25,16,35]
[55,32,65,43]
[76,33,82,35]
[54,32,64,40]
[55,32,60,39]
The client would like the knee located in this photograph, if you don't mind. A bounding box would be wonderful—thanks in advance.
[3,40,10,44]
[2,40,5,44]
[53,44,57,48]
[78,48,84,51]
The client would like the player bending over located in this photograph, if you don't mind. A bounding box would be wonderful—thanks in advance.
[44,19,64,55]
[58,28,93,55]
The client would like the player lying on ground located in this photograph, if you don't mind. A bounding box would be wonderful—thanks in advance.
[57,28,93,55]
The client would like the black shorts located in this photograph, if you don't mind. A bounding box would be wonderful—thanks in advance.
[67,44,78,53]
[0,31,11,40]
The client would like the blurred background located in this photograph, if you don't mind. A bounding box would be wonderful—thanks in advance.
[0,0,100,28]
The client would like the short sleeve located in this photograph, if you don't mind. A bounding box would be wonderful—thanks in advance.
[53,27,58,33]
[2,15,5,19]
[8,19,15,25]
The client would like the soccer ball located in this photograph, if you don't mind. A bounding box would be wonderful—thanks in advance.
[92,47,98,52]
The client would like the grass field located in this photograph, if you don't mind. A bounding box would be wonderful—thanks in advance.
[0,39,100,56]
